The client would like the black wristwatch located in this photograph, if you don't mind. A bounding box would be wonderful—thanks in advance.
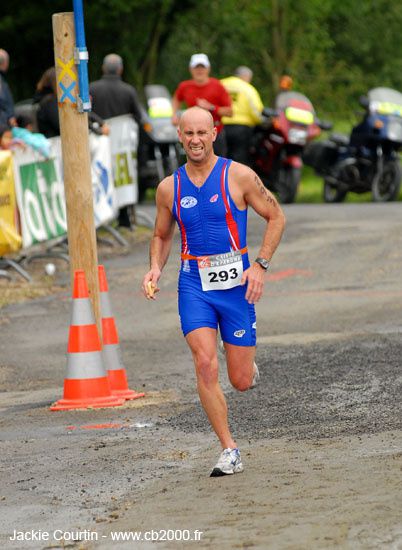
[255,257,270,271]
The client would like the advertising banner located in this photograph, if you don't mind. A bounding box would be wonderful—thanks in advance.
[12,134,118,249]
[13,147,67,248]
[89,133,117,226]
[106,115,139,207]
[0,151,22,256]
[52,135,117,228]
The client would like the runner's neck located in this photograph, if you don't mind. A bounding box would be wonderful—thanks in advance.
[186,155,219,187]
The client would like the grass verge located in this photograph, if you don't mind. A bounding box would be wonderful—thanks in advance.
[298,166,402,204]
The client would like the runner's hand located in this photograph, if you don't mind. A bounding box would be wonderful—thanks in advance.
[172,113,180,126]
[241,265,265,304]
[142,270,161,300]
[196,98,215,112]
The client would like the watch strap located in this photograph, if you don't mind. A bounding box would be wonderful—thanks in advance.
[255,257,270,271]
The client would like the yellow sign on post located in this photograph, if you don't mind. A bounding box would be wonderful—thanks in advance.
[0,151,22,256]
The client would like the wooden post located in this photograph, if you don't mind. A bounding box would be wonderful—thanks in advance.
[52,12,101,334]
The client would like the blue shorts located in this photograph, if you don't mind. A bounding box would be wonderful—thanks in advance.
[178,270,256,346]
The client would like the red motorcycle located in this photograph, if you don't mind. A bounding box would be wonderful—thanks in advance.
[250,91,331,203]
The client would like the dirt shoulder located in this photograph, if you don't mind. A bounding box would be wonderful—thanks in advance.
[1,203,402,549]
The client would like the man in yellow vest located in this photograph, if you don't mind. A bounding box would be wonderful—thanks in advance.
[221,66,263,165]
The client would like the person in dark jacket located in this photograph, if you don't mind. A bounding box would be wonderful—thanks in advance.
[0,49,16,127]
[34,67,59,138]
[34,67,108,138]
[89,54,143,122]
[90,53,143,228]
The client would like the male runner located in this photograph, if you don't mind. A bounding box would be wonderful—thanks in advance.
[142,107,285,476]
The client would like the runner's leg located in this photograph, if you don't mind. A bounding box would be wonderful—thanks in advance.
[224,343,256,391]
[186,327,237,450]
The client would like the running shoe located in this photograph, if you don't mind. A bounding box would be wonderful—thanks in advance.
[210,447,244,477]
[250,362,260,389]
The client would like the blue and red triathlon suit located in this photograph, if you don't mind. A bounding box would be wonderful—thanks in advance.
[172,156,257,346]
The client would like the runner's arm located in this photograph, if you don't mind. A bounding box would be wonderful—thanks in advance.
[195,98,233,118]
[216,105,233,117]
[217,83,233,118]
[142,177,175,299]
[244,170,286,262]
[231,164,286,303]
[171,93,181,126]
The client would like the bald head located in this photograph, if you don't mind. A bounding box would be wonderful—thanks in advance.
[0,49,10,72]
[235,66,253,83]
[102,53,123,76]
[179,106,214,131]
[177,107,217,163]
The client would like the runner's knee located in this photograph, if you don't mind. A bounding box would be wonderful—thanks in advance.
[193,351,218,386]
[228,370,253,392]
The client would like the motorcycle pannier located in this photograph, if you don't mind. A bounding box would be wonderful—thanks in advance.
[303,140,338,173]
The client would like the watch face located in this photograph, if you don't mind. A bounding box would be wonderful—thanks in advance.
[256,258,269,270]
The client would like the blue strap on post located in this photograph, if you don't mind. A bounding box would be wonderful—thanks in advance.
[72,0,91,112]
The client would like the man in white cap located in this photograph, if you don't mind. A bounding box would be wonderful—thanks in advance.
[172,53,232,156]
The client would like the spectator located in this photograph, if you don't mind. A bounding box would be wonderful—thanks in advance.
[279,74,293,93]
[13,114,50,158]
[90,53,144,228]
[0,49,16,127]
[221,66,263,165]
[0,123,24,151]
[34,67,108,138]
[172,53,232,157]
[0,123,12,149]
[90,54,143,121]
[16,114,34,132]
[34,67,59,138]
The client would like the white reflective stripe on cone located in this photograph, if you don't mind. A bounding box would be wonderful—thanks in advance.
[70,298,96,326]
[66,350,107,379]
[102,344,125,371]
[100,292,113,318]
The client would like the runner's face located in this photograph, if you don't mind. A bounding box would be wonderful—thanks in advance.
[178,115,217,163]
[190,65,210,84]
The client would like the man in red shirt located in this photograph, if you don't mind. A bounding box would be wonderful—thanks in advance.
[172,53,232,156]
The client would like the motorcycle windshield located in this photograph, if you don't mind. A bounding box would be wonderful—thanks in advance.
[143,84,178,143]
[148,97,173,119]
[285,106,314,125]
[144,84,174,119]
[275,92,315,125]
[368,88,402,117]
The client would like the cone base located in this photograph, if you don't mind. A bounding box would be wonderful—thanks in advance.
[107,369,144,401]
[112,388,145,401]
[50,394,124,411]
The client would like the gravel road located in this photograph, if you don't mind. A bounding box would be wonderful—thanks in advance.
[0,202,401,550]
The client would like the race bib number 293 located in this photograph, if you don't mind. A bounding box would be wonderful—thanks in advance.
[198,251,243,291]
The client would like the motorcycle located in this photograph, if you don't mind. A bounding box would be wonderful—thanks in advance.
[250,91,331,203]
[303,87,402,203]
[138,84,183,201]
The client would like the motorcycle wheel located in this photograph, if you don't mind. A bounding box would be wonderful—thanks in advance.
[323,180,347,203]
[371,160,402,202]
[277,167,301,204]
[165,143,181,174]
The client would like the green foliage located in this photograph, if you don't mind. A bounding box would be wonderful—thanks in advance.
[2,0,402,120]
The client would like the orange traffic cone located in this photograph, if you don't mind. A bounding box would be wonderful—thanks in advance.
[98,265,145,400]
[50,270,125,411]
